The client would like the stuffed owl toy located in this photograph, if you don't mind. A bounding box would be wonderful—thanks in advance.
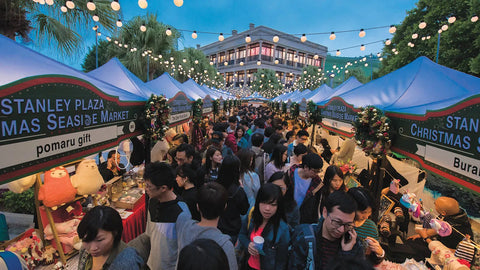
[38,167,76,208]
[70,159,103,196]
[7,174,36,193]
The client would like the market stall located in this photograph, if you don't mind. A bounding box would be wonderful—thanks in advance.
[0,35,147,267]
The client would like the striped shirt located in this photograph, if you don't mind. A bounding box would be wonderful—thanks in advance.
[318,236,340,270]
[355,219,379,241]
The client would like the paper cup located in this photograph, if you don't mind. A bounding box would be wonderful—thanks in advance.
[253,236,264,251]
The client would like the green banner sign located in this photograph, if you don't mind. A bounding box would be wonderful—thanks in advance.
[167,92,192,125]
[388,97,480,193]
[319,98,359,137]
[202,96,213,115]
[0,76,145,183]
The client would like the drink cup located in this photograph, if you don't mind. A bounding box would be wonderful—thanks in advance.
[253,236,264,251]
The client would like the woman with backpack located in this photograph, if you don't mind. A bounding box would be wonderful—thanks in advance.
[217,155,250,244]
[238,183,290,270]
[237,149,261,208]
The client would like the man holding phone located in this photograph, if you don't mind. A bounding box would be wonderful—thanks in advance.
[290,191,365,270]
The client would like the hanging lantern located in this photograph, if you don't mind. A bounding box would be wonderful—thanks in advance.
[224,61,228,66]
[412,33,418,39]
[106,36,111,41]
[273,35,279,43]
[138,0,148,9]
[111,0,120,11]
[240,61,244,66]
[419,21,426,29]
[359,29,366,38]
[166,28,172,36]
[389,25,396,34]
[385,39,391,45]
[314,54,319,59]
[92,14,99,22]
[192,31,197,39]
[116,19,122,27]
[209,61,214,65]
[140,24,147,32]
[336,50,341,56]
[448,16,456,23]
[301,34,307,42]
[194,60,199,64]
[360,44,365,51]
[174,0,183,7]
[257,60,261,66]
[66,0,75,9]
[441,24,448,31]
[274,59,279,64]
[45,0,54,5]
[87,0,96,10]
[471,15,478,22]
[245,35,251,43]
[218,33,224,41]
[329,32,336,40]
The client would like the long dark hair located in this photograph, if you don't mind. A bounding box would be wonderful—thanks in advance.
[217,155,241,190]
[271,144,287,169]
[252,183,285,241]
[268,171,297,212]
[236,148,255,175]
[319,165,345,211]
[205,146,221,172]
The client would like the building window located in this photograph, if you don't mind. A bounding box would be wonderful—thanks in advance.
[228,50,235,65]
[237,47,246,63]
[297,52,305,68]
[286,49,295,66]
[219,52,225,63]
[275,46,285,64]
[248,43,259,62]
[261,43,273,62]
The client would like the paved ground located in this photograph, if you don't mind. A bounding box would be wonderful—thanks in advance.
[1,211,34,240]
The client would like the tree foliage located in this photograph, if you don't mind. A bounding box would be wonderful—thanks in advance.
[250,69,282,98]
[293,65,325,90]
[0,0,117,57]
[378,0,480,76]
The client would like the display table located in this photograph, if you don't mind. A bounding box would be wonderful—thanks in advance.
[121,194,146,243]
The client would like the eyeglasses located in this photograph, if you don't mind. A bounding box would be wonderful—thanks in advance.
[329,216,354,231]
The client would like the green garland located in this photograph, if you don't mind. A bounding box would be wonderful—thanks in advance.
[353,106,393,158]
[145,94,170,142]
[281,102,287,114]
[213,99,219,115]
[307,100,322,124]
[290,102,300,118]
[192,99,203,124]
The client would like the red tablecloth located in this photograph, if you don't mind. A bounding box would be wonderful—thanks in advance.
[121,194,146,243]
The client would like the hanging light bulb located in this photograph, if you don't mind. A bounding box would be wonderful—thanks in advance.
[301,34,307,42]
[274,59,279,64]
[359,29,366,38]
[389,25,396,34]
[392,48,396,52]
[273,35,279,43]
[245,35,251,43]
[257,60,261,66]
[87,0,96,10]
[438,29,443,34]
[116,19,122,27]
[364,63,368,67]
[379,57,383,61]
[314,54,319,60]
[224,61,228,66]
[38,0,45,4]
[427,35,431,39]
[106,36,111,41]
[182,58,187,63]
[60,5,67,12]
[92,14,99,22]
[140,24,147,32]
[240,61,244,66]
[329,32,336,40]
[421,36,426,40]
[412,33,418,39]
[138,0,148,9]
[218,33,224,41]
[394,51,399,55]
[209,61,214,65]
[194,60,199,64]
[111,0,120,11]
[173,0,183,7]
[471,15,479,22]
[336,50,341,56]
[448,16,456,23]
[441,24,448,31]
[419,21,426,29]
[45,0,54,5]
[377,52,381,57]
[66,0,75,9]
[192,31,197,39]
[166,28,172,36]
[360,44,365,51]
[385,39,391,45]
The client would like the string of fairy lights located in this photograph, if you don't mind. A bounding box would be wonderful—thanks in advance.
[32,0,480,98]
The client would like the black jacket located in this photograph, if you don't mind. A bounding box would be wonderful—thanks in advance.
[218,184,249,238]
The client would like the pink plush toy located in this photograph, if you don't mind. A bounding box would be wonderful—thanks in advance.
[430,219,453,237]
[389,179,400,194]
[38,167,76,208]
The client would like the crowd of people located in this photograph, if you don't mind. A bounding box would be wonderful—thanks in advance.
[77,105,475,270]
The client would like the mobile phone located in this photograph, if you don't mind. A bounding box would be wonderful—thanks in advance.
[344,231,352,244]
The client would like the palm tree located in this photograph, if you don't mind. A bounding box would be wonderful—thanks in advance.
[109,13,181,81]
[0,0,117,56]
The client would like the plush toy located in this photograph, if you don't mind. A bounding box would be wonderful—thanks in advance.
[389,179,400,194]
[429,240,469,270]
[400,192,415,208]
[70,159,103,196]
[7,174,36,194]
[44,219,81,253]
[429,219,453,237]
[38,167,76,208]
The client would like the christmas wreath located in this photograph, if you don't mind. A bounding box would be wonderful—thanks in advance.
[353,106,393,158]
[145,94,170,142]
[307,100,322,125]
[213,99,220,115]
[192,99,203,124]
